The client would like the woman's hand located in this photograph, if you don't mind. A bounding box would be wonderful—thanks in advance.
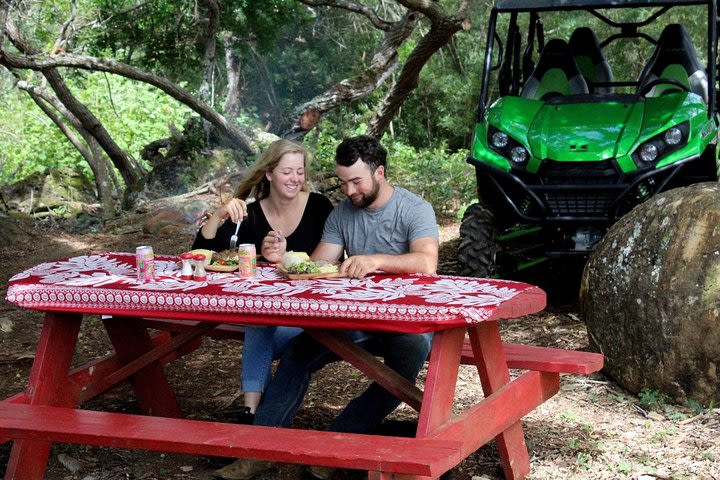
[261,230,286,263]
[201,198,247,239]
[217,198,247,224]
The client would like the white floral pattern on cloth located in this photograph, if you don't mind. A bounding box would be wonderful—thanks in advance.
[6,253,544,331]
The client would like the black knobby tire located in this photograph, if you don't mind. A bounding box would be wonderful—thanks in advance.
[458,203,501,278]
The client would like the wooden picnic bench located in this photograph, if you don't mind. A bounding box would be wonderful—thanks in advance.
[1,253,603,479]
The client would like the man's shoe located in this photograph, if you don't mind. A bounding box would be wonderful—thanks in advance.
[213,459,271,480]
[304,465,337,480]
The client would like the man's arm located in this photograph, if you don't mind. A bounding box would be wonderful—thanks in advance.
[311,241,345,263]
[338,236,439,279]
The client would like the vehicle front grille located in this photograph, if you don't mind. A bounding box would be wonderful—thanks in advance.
[543,191,615,217]
[539,159,620,185]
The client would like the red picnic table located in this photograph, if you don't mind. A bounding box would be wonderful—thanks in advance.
[1,253,603,480]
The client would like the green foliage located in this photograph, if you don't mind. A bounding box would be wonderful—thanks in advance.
[638,388,667,408]
[0,73,191,186]
[4,1,717,220]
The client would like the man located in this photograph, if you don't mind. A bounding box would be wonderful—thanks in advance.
[214,135,439,480]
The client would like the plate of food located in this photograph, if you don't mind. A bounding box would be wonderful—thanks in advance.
[205,250,240,272]
[277,251,343,279]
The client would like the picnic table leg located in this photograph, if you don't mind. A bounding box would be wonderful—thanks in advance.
[102,316,182,418]
[469,322,531,480]
[4,312,82,480]
[416,328,466,436]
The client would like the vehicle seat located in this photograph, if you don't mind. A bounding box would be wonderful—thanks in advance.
[521,39,589,100]
[637,24,708,102]
[569,27,614,94]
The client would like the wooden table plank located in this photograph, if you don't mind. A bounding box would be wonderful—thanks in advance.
[0,403,463,477]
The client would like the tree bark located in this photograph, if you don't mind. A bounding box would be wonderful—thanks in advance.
[222,33,242,119]
[198,0,220,105]
[367,2,471,137]
[17,80,116,217]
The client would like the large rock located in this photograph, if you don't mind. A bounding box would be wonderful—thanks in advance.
[142,200,212,236]
[124,117,249,209]
[580,182,720,404]
[7,168,97,216]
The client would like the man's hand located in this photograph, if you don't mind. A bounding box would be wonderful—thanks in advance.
[261,230,285,263]
[339,255,379,279]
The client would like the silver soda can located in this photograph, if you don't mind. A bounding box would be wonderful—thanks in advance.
[237,243,256,277]
[136,245,155,281]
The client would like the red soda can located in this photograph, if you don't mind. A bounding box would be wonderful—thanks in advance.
[136,246,155,281]
[237,243,256,277]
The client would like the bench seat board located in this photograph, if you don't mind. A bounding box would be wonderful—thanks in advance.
[138,319,604,375]
[462,342,603,374]
[0,403,462,476]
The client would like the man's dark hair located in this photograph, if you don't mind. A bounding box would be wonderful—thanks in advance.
[335,135,387,172]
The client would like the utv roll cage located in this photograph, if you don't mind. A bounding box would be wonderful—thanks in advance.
[478,0,719,120]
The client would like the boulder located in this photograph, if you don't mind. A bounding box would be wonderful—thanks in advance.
[581,182,720,404]
[124,117,249,209]
[8,168,96,216]
[142,200,212,236]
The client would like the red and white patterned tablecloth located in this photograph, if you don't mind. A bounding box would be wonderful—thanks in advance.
[5,253,545,333]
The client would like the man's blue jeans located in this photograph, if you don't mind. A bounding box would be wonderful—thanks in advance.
[253,330,433,434]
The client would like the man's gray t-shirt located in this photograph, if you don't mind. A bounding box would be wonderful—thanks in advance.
[321,186,438,256]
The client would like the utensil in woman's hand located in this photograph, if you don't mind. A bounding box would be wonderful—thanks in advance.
[228,220,242,249]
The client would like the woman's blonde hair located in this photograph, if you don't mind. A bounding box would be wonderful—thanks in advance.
[234,139,311,200]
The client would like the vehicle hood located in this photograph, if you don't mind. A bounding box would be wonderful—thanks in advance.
[526,101,639,161]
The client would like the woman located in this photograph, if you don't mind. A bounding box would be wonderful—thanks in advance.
[192,138,333,424]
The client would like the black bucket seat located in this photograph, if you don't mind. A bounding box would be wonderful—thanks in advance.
[522,38,589,100]
[637,24,708,103]
[569,27,614,94]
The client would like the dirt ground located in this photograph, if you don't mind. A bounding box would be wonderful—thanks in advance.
[0,212,718,480]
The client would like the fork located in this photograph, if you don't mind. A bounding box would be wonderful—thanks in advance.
[228,219,242,250]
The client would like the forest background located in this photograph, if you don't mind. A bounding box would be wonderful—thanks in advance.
[2,2,720,479]
[0,0,710,222]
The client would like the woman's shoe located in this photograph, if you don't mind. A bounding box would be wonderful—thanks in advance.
[236,406,255,424]
[206,408,256,467]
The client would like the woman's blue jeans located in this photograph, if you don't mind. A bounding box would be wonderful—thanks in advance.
[241,325,303,393]
[253,330,433,434]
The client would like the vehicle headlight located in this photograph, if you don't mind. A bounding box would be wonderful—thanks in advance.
[487,126,530,167]
[664,127,683,145]
[632,121,689,168]
[510,146,529,164]
[491,131,509,148]
[639,143,659,163]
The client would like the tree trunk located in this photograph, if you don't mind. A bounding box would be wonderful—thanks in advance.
[198,0,220,106]
[368,15,468,137]
[4,19,144,186]
[17,81,116,217]
[222,33,242,119]
[284,11,420,139]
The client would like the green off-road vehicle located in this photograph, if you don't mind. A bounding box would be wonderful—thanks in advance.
[459,0,720,282]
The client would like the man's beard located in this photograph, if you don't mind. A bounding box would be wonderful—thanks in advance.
[350,177,380,208]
